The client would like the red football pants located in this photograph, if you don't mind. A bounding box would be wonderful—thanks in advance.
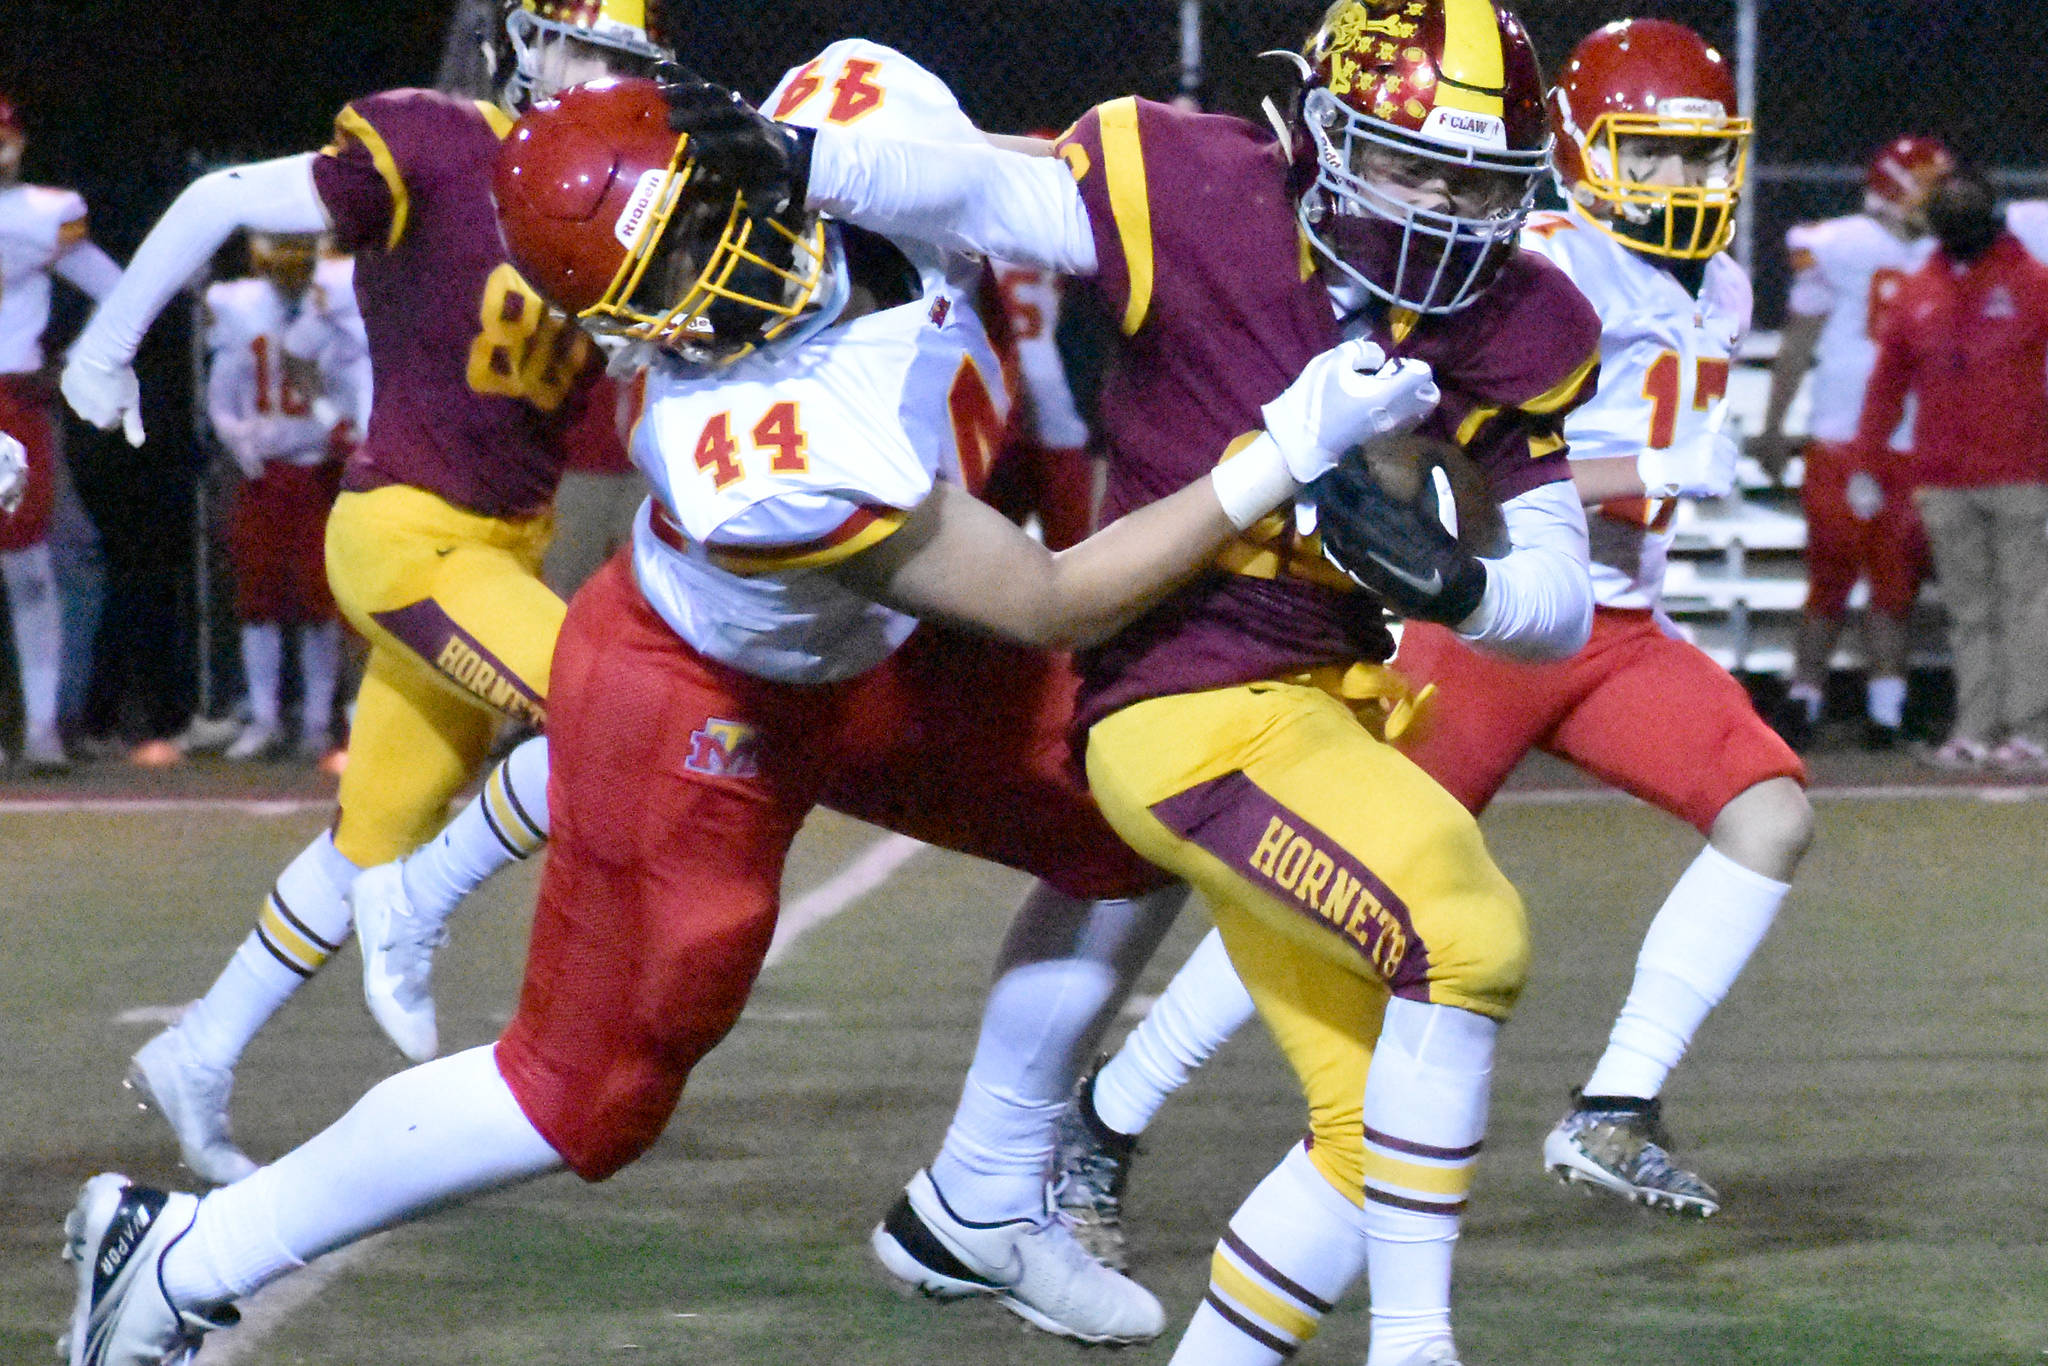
[231,462,341,623]
[0,376,57,552]
[1394,609,1806,835]
[495,554,1165,1179]
[1800,439,1926,619]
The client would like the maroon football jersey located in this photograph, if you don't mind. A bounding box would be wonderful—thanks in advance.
[1054,98,1600,727]
[312,89,596,519]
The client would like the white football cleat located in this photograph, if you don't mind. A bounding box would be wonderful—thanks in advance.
[223,723,279,762]
[126,1028,257,1186]
[20,725,72,773]
[60,1173,238,1366]
[351,861,445,1063]
[870,1168,1165,1346]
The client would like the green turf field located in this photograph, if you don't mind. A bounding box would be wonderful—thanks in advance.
[4,794,2046,1363]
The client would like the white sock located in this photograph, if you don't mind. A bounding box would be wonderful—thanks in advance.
[161,1045,562,1307]
[3,544,62,736]
[1168,1142,1368,1365]
[1583,844,1790,1100]
[176,832,361,1070]
[240,623,283,730]
[299,621,341,741]
[930,881,1185,1221]
[1093,926,1256,1138]
[1787,680,1823,722]
[399,736,550,923]
[1360,999,1495,1366]
[1867,674,1906,729]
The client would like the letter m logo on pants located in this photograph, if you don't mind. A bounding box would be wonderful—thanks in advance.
[684,718,762,778]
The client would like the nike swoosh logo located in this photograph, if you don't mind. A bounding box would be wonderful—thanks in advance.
[1364,551,1440,597]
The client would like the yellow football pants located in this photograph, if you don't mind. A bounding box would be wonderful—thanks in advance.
[324,485,564,867]
[1086,678,1527,1201]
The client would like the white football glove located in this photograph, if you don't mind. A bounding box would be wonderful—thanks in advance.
[0,431,28,514]
[61,349,146,447]
[1261,340,1440,485]
[1638,406,1739,501]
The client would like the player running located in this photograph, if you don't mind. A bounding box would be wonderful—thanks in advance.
[60,0,672,1184]
[0,92,123,772]
[719,5,1608,1362]
[1758,135,1952,751]
[56,69,1439,1366]
[1047,20,1814,1276]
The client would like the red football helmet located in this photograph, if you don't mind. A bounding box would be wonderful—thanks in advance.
[494,77,836,366]
[1549,19,1752,260]
[1293,0,1552,315]
[1865,135,1953,226]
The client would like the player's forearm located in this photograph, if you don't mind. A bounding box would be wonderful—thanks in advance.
[54,241,122,302]
[1569,457,1646,506]
[1761,312,1823,437]
[73,155,327,365]
[808,128,1097,274]
[1454,480,1592,661]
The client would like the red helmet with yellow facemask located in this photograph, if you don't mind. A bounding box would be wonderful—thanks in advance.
[1548,19,1753,260]
[493,77,840,368]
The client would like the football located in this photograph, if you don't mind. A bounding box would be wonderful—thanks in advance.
[1356,432,1510,558]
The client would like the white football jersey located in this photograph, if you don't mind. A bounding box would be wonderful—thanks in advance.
[1521,208,1751,611]
[993,260,1089,448]
[204,278,335,465]
[1785,213,1934,443]
[285,254,373,431]
[0,184,88,375]
[629,42,1009,685]
[2007,200,2048,265]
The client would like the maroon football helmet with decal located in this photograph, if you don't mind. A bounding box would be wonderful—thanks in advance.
[1293,0,1552,314]
[494,77,836,366]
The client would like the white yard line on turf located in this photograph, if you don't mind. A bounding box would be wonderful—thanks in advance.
[1491,783,2048,805]
[765,832,927,967]
[0,796,328,815]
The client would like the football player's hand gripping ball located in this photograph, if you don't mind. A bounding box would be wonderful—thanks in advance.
[0,430,26,514]
[660,70,814,213]
[1258,339,1440,485]
[1310,454,1489,627]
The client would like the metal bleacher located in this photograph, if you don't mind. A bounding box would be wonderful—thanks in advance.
[1657,333,1948,679]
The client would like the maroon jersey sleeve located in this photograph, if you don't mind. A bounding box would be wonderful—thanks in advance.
[313,91,512,256]
[1399,249,1600,507]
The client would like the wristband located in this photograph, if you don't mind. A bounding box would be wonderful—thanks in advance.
[1208,431,1298,531]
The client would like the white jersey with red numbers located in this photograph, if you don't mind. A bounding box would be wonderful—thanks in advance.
[205,278,335,465]
[1521,208,1751,611]
[993,260,1089,448]
[285,253,373,432]
[0,184,90,375]
[1785,213,1934,444]
[628,41,1009,686]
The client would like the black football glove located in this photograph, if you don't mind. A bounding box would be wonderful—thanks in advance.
[1309,457,1489,626]
[658,68,816,213]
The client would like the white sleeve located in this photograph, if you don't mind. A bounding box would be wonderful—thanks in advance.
[1453,479,1592,661]
[54,241,123,301]
[70,154,329,367]
[808,128,1097,275]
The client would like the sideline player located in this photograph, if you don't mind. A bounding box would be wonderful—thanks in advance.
[1758,136,1952,750]
[752,6,1605,1362]
[60,0,672,1184]
[201,233,357,762]
[57,73,1443,1365]
[1050,20,1814,1274]
[0,92,122,771]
